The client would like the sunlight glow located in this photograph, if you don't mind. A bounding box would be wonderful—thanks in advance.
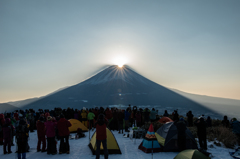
[113,56,128,68]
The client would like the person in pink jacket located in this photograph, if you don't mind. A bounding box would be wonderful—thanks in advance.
[44,116,57,155]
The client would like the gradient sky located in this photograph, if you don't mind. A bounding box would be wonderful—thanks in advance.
[1,0,240,103]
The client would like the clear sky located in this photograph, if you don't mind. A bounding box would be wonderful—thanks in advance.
[0,0,240,103]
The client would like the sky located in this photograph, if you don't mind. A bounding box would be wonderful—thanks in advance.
[0,0,240,103]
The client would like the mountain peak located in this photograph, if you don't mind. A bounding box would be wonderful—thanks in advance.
[79,65,153,86]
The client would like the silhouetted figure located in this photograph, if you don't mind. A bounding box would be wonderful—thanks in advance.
[206,116,212,127]
[222,115,230,128]
[173,110,179,121]
[186,111,194,127]
[163,110,169,117]
[175,118,187,151]
[194,117,207,150]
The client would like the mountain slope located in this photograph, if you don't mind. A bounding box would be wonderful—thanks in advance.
[22,65,217,117]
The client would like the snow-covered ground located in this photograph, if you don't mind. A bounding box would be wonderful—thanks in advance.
[0,130,235,159]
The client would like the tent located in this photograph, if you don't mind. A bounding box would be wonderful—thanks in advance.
[174,149,209,159]
[158,117,173,124]
[68,119,88,132]
[155,122,197,152]
[88,128,121,154]
[138,124,162,153]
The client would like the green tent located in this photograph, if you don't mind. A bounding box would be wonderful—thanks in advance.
[174,149,210,159]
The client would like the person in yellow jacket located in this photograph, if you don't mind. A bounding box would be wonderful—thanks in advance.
[87,109,95,129]
[81,108,88,127]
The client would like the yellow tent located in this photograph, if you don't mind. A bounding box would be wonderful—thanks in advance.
[88,128,121,154]
[68,119,88,132]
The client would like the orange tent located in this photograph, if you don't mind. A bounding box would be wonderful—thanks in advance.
[158,117,173,124]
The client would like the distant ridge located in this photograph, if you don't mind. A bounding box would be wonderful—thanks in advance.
[0,103,17,113]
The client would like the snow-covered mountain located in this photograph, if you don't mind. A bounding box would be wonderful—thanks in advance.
[19,65,217,116]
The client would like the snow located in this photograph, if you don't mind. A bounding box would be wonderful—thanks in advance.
[79,65,154,86]
[0,130,235,159]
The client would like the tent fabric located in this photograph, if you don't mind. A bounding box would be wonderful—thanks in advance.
[158,117,173,124]
[68,119,88,132]
[156,122,198,152]
[174,149,209,159]
[88,128,121,154]
[138,124,162,153]
[155,132,165,146]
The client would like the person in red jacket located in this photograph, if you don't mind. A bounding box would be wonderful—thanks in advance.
[95,114,108,159]
[57,114,72,154]
[36,116,46,152]
[44,116,57,155]
[3,118,15,154]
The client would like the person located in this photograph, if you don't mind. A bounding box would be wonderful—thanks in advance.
[143,108,150,123]
[0,113,5,145]
[194,117,207,150]
[81,108,88,128]
[3,118,15,154]
[124,108,131,132]
[95,114,108,159]
[186,111,194,127]
[135,111,142,127]
[45,116,57,155]
[222,115,230,128]
[163,110,169,117]
[15,114,29,159]
[57,114,72,154]
[150,108,157,122]
[206,116,212,127]
[173,110,179,121]
[231,118,240,135]
[87,109,95,130]
[117,109,124,134]
[175,118,187,151]
[75,128,85,139]
[36,116,46,152]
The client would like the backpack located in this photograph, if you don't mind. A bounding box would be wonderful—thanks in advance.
[16,123,28,139]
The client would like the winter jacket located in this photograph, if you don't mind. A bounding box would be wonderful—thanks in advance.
[45,121,57,138]
[95,119,108,140]
[57,118,71,137]
[87,112,95,120]
[124,111,131,120]
[14,113,19,121]
[150,110,157,120]
[81,110,88,121]
[117,111,124,121]
[105,109,112,120]
[194,119,207,137]
[3,118,15,139]
[15,119,29,142]
[36,120,46,137]
[74,113,79,120]
[135,113,141,123]
[231,120,240,135]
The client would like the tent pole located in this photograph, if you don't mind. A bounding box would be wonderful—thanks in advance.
[89,120,90,143]
[152,140,153,159]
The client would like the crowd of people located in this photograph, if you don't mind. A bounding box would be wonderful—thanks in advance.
[0,105,240,159]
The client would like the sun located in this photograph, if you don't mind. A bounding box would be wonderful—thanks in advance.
[113,56,128,68]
